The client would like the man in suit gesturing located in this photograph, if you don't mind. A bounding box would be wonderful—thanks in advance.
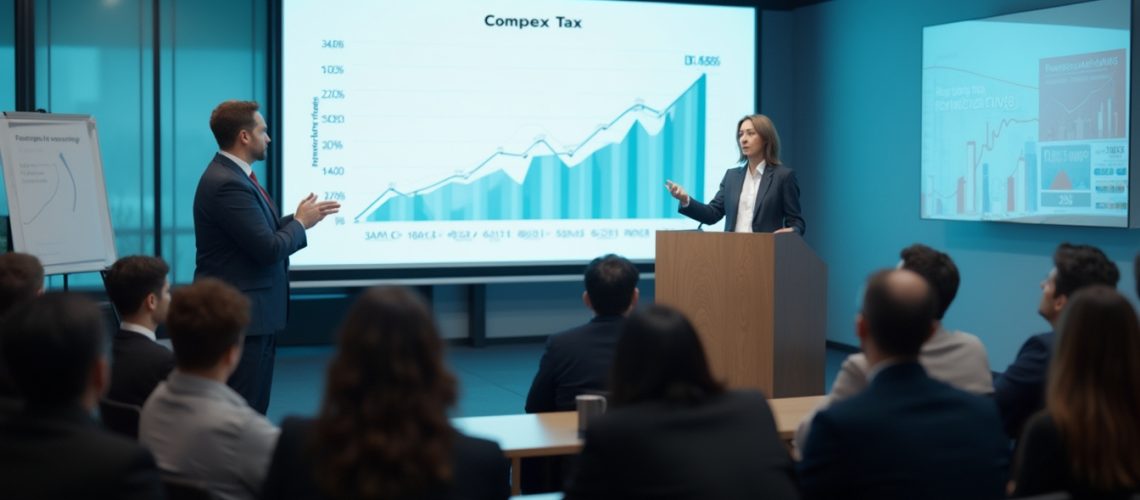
[194,100,340,413]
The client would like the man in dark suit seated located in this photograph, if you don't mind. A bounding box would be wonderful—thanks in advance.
[521,254,639,494]
[994,243,1118,440]
[0,252,45,415]
[0,294,165,499]
[104,255,175,407]
[798,269,1009,500]
[525,253,640,413]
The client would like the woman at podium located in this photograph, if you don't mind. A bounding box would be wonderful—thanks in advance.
[666,114,805,235]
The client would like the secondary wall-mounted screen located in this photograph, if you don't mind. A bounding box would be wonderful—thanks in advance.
[282,0,755,270]
[922,0,1130,227]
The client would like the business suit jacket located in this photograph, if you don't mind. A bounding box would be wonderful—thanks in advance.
[566,390,800,500]
[262,417,510,500]
[679,162,805,234]
[525,315,624,413]
[107,329,175,407]
[798,362,1009,500]
[794,328,993,452]
[994,331,1055,439]
[193,153,306,335]
[1013,412,1140,498]
[0,404,165,500]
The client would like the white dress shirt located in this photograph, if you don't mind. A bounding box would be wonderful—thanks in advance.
[119,321,157,342]
[734,161,765,233]
[218,150,253,177]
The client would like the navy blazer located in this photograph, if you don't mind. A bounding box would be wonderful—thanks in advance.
[107,329,174,408]
[994,331,1055,439]
[524,315,624,413]
[566,390,800,500]
[193,153,306,335]
[262,417,510,500]
[679,162,805,234]
[798,362,1009,500]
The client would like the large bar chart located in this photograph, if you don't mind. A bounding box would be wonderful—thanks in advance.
[282,0,754,268]
[363,75,705,223]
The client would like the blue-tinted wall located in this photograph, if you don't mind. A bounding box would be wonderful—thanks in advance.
[766,0,1140,369]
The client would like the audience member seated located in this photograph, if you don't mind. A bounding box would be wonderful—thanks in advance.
[525,253,640,413]
[1010,286,1140,498]
[0,252,45,412]
[140,278,279,500]
[798,269,1009,500]
[565,304,799,500]
[104,255,175,407]
[0,293,165,499]
[262,287,509,500]
[795,243,992,452]
[994,243,1118,439]
[521,254,639,493]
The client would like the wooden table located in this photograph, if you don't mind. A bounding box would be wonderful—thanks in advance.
[453,395,825,495]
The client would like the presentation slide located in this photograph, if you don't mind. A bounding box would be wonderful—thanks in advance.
[921,0,1130,227]
[282,0,755,269]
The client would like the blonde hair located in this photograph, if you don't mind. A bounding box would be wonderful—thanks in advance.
[737,114,781,165]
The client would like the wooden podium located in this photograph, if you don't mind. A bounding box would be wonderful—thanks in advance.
[655,231,827,397]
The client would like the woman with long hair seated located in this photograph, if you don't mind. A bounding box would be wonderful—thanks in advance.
[1011,285,1140,498]
[565,304,799,500]
[262,287,510,500]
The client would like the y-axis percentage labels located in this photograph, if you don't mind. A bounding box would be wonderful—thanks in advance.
[321,65,345,75]
[324,191,346,201]
[321,89,345,99]
[321,140,344,150]
[321,39,345,49]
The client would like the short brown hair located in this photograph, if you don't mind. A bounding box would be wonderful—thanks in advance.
[209,100,260,149]
[167,278,250,370]
[0,252,44,317]
[104,255,168,316]
[737,114,782,165]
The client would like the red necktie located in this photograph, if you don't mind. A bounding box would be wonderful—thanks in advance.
[249,172,273,205]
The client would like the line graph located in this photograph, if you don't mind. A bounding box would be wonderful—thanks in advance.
[360,74,707,222]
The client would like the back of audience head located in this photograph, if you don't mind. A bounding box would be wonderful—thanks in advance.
[898,243,958,320]
[1040,243,1119,324]
[584,254,640,316]
[857,269,938,362]
[0,252,44,317]
[166,278,249,376]
[104,255,170,325]
[609,304,724,408]
[1047,285,1140,490]
[1,293,107,409]
[314,287,458,499]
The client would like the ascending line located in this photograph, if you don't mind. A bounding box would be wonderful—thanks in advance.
[352,75,704,222]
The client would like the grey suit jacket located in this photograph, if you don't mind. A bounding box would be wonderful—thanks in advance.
[793,328,993,454]
[140,371,280,500]
[679,162,805,234]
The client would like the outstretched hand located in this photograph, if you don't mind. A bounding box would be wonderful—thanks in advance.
[665,180,690,205]
[294,193,341,229]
